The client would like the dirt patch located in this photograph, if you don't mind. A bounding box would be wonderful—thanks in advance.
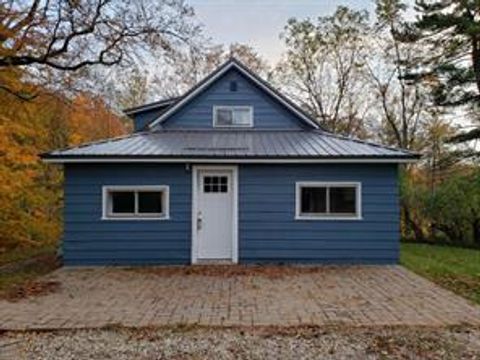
[2,280,61,302]
[0,253,61,301]
[0,253,60,274]
[433,273,480,304]
[366,332,454,358]
[132,264,344,279]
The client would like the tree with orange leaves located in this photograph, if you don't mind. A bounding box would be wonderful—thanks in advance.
[0,66,126,251]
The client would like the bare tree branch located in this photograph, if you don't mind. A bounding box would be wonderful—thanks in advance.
[0,0,198,98]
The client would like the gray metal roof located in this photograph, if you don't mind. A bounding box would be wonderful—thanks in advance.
[43,130,419,161]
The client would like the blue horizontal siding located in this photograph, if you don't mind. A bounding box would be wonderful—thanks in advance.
[163,69,306,129]
[132,108,164,131]
[65,222,189,232]
[63,163,400,266]
[63,164,191,266]
[238,164,399,264]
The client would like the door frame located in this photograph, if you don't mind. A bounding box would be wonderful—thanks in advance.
[191,165,239,264]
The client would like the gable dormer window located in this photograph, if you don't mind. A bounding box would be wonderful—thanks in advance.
[213,106,253,127]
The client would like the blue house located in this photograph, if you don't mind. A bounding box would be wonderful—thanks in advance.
[42,58,419,266]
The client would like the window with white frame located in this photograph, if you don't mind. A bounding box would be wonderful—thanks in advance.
[102,186,169,220]
[213,106,253,127]
[295,182,361,220]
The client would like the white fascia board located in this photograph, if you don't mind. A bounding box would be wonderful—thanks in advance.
[43,157,418,164]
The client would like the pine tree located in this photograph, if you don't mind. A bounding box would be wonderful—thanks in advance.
[414,0,480,142]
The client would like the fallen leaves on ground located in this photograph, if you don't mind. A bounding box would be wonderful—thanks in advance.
[427,273,480,305]
[3,325,479,360]
[2,280,60,302]
[0,253,60,301]
[132,265,354,279]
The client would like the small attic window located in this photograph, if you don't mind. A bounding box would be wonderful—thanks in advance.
[229,81,238,92]
[213,106,253,127]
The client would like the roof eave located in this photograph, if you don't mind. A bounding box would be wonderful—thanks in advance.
[41,154,420,164]
[122,97,180,116]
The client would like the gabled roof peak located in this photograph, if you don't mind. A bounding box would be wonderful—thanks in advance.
[121,59,253,117]
[146,57,322,130]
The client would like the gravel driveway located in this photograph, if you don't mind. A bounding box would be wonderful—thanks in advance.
[2,326,480,359]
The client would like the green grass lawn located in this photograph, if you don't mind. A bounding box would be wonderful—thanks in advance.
[401,243,480,304]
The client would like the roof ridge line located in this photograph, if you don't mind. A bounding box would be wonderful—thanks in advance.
[158,128,311,132]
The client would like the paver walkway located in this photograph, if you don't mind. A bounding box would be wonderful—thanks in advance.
[1,265,480,330]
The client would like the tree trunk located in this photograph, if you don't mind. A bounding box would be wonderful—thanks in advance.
[471,36,480,96]
[403,205,425,242]
[473,219,480,246]
[432,222,462,245]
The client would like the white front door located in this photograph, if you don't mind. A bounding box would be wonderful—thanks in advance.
[193,167,237,262]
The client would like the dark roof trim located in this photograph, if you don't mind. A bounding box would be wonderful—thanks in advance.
[42,154,420,163]
[123,96,181,116]
[43,158,419,164]
[147,58,322,130]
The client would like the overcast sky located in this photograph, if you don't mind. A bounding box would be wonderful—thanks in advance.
[188,0,376,63]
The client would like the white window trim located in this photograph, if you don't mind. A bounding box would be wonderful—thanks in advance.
[212,105,254,128]
[102,185,170,221]
[295,181,362,220]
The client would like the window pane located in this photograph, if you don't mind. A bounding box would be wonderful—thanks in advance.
[203,176,228,193]
[301,187,327,214]
[233,108,251,125]
[204,177,212,193]
[330,187,356,214]
[111,192,135,213]
[216,109,233,125]
[138,191,163,214]
[220,176,228,192]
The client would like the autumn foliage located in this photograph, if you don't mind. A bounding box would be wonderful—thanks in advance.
[0,72,126,252]
[67,94,127,146]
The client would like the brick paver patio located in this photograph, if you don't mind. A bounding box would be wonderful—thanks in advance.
[1,265,480,330]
